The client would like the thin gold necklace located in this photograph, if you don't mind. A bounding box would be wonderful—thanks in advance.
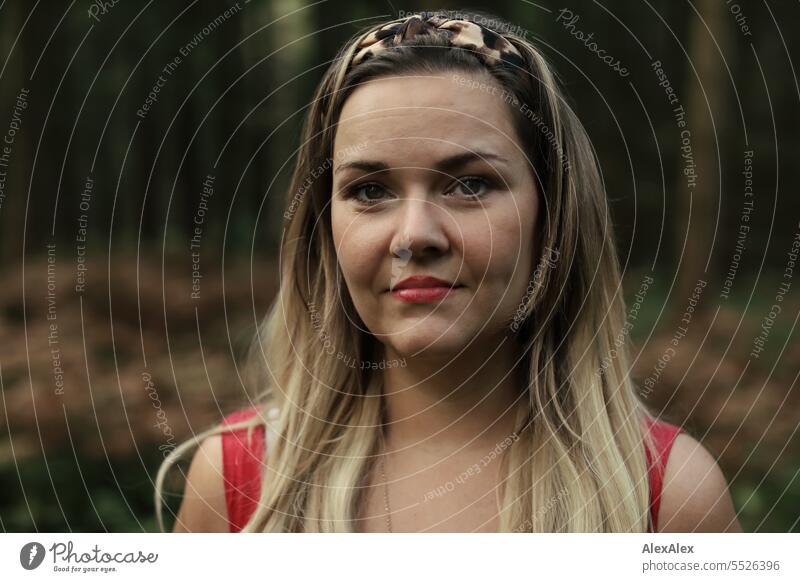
[378,434,393,533]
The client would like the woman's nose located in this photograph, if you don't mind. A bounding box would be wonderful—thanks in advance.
[390,195,450,259]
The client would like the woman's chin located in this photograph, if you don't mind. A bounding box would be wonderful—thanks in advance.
[385,330,470,360]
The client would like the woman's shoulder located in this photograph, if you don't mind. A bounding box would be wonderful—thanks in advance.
[173,406,274,533]
[173,431,229,532]
[654,426,742,532]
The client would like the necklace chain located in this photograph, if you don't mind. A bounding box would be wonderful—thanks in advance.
[377,427,521,533]
[378,434,393,533]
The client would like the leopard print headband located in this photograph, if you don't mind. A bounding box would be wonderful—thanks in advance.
[351,12,525,70]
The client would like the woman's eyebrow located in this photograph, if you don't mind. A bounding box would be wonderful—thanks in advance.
[333,150,510,175]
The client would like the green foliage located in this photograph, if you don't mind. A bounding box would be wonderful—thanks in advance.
[0,449,178,532]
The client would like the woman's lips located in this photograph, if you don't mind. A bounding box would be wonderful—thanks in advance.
[391,286,462,303]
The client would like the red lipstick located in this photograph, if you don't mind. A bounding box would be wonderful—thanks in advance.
[390,275,463,303]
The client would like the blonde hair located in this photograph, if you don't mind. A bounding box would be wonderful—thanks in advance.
[156,8,659,533]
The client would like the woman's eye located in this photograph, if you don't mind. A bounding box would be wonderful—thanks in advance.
[449,176,491,198]
[343,176,493,205]
[345,183,389,205]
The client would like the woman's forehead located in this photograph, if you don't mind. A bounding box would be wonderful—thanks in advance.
[334,74,519,159]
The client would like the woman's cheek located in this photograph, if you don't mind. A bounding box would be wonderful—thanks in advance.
[464,214,524,280]
[474,233,531,314]
[335,222,385,298]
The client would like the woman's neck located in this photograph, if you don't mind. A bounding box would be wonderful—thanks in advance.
[380,339,526,456]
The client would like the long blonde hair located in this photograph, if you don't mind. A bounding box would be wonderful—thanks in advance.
[156,8,659,533]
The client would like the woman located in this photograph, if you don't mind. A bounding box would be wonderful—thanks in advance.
[156,9,741,533]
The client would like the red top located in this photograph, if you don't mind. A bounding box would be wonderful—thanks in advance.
[221,408,266,533]
[221,408,681,533]
[641,415,683,531]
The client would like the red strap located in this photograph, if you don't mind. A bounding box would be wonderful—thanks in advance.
[643,416,682,532]
[221,407,265,533]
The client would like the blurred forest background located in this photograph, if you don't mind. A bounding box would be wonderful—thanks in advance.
[0,0,798,532]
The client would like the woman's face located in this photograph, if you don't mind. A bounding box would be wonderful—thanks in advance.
[330,71,539,359]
